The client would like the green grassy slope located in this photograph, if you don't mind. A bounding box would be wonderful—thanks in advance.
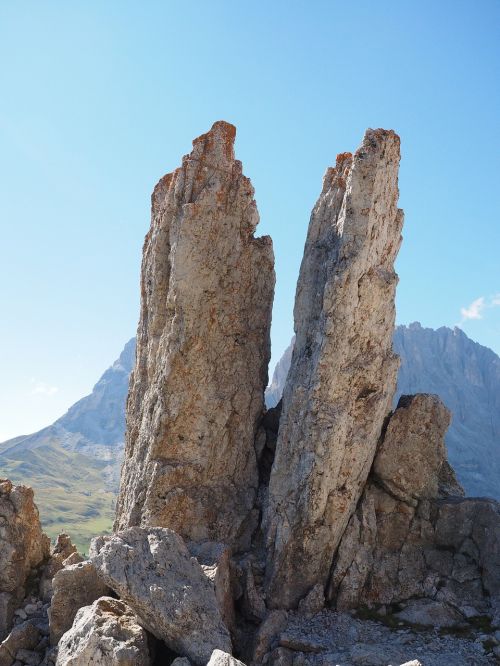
[0,441,115,554]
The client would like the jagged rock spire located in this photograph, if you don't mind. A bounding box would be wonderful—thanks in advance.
[264,129,404,608]
[115,121,275,547]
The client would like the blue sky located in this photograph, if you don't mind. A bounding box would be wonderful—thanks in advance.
[0,1,499,440]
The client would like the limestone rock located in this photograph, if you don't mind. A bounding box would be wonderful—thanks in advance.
[89,527,232,664]
[39,534,78,602]
[395,599,463,628]
[114,121,275,549]
[0,621,40,666]
[207,651,246,666]
[49,560,110,645]
[56,597,150,666]
[187,541,235,631]
[328,395,500,622]
[373,394,456,505]
[251,610,288,664]
[0,480,49,639]
[265,129,403,608]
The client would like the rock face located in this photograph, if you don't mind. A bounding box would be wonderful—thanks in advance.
[56,597,151,666]
[114,121,275,548]
[49,560,110,644]
[265,129,403,608]
[90,527,232,665]
[0,479,49,639]
[328,394,500,623]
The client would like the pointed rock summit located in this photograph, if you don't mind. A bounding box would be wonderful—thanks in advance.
[264,129,404,608]
[115,121,275,547]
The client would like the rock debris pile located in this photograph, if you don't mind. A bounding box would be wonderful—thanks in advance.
[1,122,499,665]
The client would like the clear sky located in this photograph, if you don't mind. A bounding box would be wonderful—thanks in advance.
[0,1,499,441]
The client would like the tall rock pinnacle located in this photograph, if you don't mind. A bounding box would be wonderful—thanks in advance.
[115,121,275,547]
[264,129,403,608]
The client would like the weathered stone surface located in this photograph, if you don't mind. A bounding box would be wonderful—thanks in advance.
[207,650,246,666]
[187,541,235,631]
[39,534,78,602]
[328,394,500,622]
[90,527,231,664]
[395,599,463,628]
[251,610,288,664]
[56,597,150,665]
[0,621,40,666]
[49,560,110,645]
[114,121,275,549]
[0,480,49,639]
[373,394,458,505]
[265,129,403,608]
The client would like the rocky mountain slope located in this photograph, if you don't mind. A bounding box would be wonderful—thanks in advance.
[0,339,135,551]
[266,324,500,500]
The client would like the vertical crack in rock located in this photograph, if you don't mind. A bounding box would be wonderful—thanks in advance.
[264,129,404,609]
[114,121,275,548]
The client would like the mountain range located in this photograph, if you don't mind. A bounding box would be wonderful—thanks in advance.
[0,323,498,551]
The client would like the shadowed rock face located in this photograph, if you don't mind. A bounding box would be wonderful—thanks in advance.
[264,129,404,609]
[114,121,275,548]
[328,394,500,625]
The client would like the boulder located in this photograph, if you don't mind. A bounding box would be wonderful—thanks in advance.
[114,120,275,549]
[264,129,403,608]
[49,560,110,644]
[0,480,49,639]
[90,527,232,665]
[395,599,464,628]
[0,621,40,666]
[56,597,150,665]
[373,394,455,505]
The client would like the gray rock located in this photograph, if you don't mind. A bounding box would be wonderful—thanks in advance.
[90,527,231,664]
[207,651,246,666]
[373,394,460,504]
[252,611,288,663]
[56,597,150,665]
[114,121,274,549]
[187,541,235,631]
[395,599,464,628]
[328,395,500,622]
[0,622,40,666]
[265,129,403,608]
[49,560,110,644]
[15,649,41,665]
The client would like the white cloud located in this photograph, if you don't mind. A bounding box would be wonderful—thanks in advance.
[458,294,500,325]
[460,297,485,321]
[29,379,59,397]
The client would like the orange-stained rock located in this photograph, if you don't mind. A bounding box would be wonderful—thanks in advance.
[114,121,274,548]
